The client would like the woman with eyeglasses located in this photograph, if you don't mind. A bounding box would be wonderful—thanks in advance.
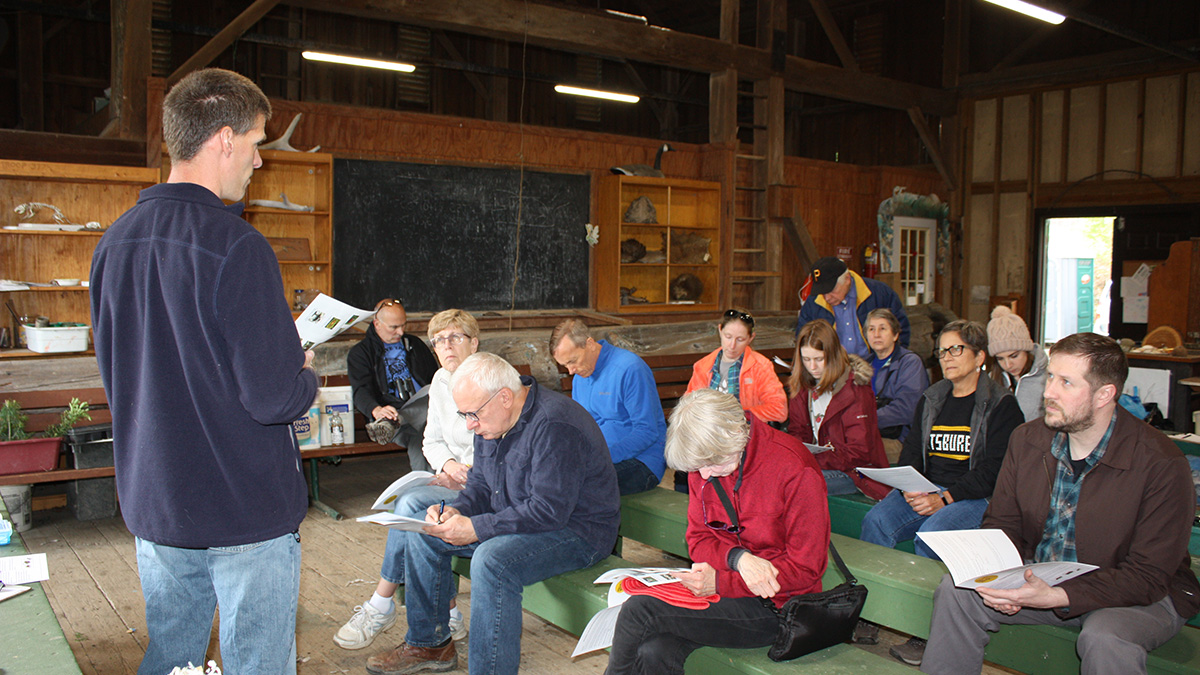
[605,389,829,675]
[685,309,787,424]
[334,309,480,651]
[786,319,890,499]
[858,320,1022,665]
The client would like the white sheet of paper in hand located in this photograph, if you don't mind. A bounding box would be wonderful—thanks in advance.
[804,442,833,454]
[572,604,623,657]
[916,529,1098,590]
[856,466,940,493]
[370,470,436,510]
[0,552,49,585]
[593,567,688,584]
[355,512,433,532]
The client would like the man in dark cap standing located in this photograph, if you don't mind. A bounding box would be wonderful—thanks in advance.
[796,256,910,358]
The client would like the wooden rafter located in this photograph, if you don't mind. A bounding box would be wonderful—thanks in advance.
[288,0,957,116]
[167,0,281,87]
[807,0,859,72]
[907,106,955,191]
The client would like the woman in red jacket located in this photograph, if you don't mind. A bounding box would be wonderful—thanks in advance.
[787,319,890,500]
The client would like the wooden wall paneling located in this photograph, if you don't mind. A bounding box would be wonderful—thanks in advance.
[1096,83,1107,177]
[1135,77,1146,177]
[1185,73,1200,176]
[990,96,1003,309]
[1040,90,1065,184]
[1103,80,1139,174]
[971,98,997,184]
[996,192,1028,295]
[1143,75,1181,178]
[1000,95,1029,183]
[1177,73,1188,178]
[1067,85,1100,182]
[966,193,995,323]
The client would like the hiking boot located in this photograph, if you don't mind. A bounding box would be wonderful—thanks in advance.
[333,603,395,650]
[852,619,879,645]
[448,612,467,641]
[367,640,458,674]
[367,418,399,445]
[890,636,927,666]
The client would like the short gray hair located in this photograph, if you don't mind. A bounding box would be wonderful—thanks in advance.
[665,390,750,472]
[451,352,522,396]
[549,318,590,353]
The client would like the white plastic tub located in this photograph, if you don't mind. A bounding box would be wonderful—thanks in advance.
[25,325,89,353]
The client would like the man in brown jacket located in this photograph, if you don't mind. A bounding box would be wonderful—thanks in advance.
[922,332,1200,675]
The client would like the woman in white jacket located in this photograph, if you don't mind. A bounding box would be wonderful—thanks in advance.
[334,309,480,651]
[987,305,1048,422]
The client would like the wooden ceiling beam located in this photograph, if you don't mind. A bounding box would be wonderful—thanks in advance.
[167,0,281,87]
[287,0,957,117]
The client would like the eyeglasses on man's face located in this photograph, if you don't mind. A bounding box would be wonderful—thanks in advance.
[431,332,469,348]
[934,344,968,360]
[456,389,501,422]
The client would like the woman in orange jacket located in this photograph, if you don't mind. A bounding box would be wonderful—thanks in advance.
[686,309,787,424]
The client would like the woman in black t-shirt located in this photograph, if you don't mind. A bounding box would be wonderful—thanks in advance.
[860,320,1023,560]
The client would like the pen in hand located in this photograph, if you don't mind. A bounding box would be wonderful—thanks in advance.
[437,500,446,524]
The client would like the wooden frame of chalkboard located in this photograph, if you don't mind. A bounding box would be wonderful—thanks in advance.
[333,159,592,312]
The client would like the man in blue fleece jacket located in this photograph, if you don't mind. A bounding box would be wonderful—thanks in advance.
[550,318,666,494]
[91,69,318,675]
[366,352,619,675]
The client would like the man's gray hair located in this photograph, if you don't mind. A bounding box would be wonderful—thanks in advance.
[163,68,271,163]
[549,318,590,353]
[665,389,750,472]
[451,352,522,395]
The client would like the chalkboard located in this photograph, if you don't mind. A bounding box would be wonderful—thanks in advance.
[333,159,591,312]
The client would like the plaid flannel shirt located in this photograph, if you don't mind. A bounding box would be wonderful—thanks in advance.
[1034,411,1117,563]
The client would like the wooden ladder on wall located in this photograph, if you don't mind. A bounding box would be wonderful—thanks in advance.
[731,83,783,311]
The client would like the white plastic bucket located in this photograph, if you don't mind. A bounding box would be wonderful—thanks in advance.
[318,386,355,446]
[0,483,33,532]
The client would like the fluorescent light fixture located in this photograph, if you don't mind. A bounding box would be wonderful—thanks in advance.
[554,85,639,103]
[982,0,1066,25]
[301,51,416,73]
[605,9,648,24]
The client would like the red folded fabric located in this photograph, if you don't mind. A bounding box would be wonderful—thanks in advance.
[620,576,720,610]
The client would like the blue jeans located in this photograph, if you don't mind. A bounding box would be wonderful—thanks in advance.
[404,527,606,675]
[860,488,990,559]
[821,469,858,496]
[135,531,301,675]
[615,458,661,496]
[380,484,460,585]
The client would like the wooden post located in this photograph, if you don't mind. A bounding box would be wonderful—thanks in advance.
[111,0,152,141]
[17,12,43,132]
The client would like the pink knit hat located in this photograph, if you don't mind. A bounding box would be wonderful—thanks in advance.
[987,306,1036,356]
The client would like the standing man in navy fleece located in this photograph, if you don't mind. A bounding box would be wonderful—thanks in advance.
[550,318,666,495]
[365,352,619,675]
[91,69,318,675]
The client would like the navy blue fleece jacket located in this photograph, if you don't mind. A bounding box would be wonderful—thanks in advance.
[91,182,318,548]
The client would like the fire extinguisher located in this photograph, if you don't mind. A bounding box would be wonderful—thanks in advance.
[863,243,879,278]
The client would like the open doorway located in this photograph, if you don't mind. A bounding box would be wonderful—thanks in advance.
[1042,217,1113,343]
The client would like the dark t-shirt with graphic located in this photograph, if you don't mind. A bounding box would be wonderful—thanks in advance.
[925,393,975,487]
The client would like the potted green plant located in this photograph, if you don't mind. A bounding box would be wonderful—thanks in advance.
[0,398,91,475]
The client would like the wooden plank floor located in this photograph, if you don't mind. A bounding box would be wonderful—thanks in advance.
[16,454,1004,674]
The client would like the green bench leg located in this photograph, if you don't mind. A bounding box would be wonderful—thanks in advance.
[306,457,342,520]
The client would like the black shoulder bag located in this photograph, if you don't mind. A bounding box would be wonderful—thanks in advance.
[766,541,868,661]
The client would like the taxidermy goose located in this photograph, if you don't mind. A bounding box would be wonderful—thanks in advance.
[611,143,673,177]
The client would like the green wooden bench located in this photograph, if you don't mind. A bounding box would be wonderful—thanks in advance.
[827,493,916,555]
[619,487,1200,674]
[450,549,912,673]
[0,500,84,674]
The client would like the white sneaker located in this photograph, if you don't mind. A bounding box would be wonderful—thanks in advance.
[448,612,468,641]
[334,603,395,650]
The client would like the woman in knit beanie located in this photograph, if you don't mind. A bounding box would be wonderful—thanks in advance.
[986,305,1048,421]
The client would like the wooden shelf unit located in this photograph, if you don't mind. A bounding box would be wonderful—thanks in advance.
[0,159,159,327]
[159,148,334,312]
[596,175,722,314]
